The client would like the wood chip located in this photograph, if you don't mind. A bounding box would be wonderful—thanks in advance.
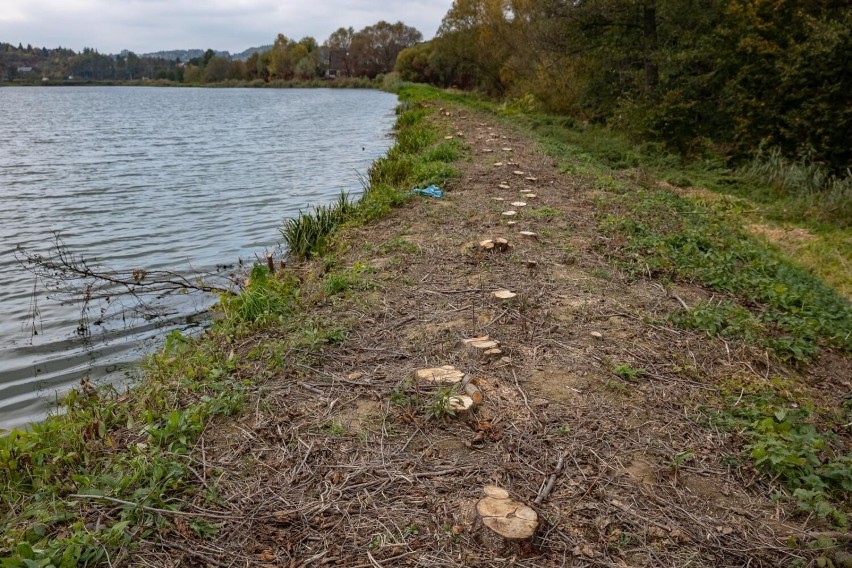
[519,231,538,240]
[498,183,511,189]
[513,170,525,175]
[493,162,504,167]
[501,211,517,216]
[510,201,527,207]
[506,221,517,226]
[494,290,517,300]
[492,197,505,201]
[526,194,537,198]
[590,331,603,340]
[444,135,454,140]
[525,177,538,182]
[501,147,512,151]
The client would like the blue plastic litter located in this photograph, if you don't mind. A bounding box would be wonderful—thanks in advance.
[411,184,443,198]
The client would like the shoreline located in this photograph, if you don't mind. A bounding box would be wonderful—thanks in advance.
[2,85,849,566]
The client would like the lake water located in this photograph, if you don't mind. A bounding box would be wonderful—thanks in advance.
[0,86,398,431]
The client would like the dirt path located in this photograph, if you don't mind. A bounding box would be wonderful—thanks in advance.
[139,103,838,567]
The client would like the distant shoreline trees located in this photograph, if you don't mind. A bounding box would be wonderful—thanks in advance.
[1,20,422,86]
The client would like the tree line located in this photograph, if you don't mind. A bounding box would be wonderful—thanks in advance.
[1,20,421,85]
[395,0,851,172]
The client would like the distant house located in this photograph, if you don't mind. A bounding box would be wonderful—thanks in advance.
[17,66,33,73]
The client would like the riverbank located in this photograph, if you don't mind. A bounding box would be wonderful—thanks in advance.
[2,85,850,566]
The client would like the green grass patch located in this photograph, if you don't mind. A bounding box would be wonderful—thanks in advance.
[600,189,852,364]
[528,206,562,219]
[323,261,375,296]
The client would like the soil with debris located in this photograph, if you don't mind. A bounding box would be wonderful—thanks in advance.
[136,103,850,567]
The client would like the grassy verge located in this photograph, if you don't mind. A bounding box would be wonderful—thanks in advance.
[0,91,464,565]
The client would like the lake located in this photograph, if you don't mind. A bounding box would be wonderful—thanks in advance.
[0,86,398,431]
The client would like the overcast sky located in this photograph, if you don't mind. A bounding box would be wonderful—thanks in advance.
[0,0,452,54]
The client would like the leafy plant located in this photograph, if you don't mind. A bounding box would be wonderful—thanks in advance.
[613,363,644,380]
[711,391,850,528]
[426,384,461,421]
[601,188,852,364]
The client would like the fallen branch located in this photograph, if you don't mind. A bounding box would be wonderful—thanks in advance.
[535,454,566,505]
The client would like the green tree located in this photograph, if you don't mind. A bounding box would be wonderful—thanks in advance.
[204,56,230,82]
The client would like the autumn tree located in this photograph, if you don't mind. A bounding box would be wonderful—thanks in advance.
[350,21,422,78]
[324,27,355,76]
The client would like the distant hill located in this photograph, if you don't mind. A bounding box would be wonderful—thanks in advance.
[232,45,272,61]
[132,45,272,62]
[134,49,229,61]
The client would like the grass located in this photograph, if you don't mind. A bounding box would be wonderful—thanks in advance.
[323,261,375,296]
[598,188,852,364]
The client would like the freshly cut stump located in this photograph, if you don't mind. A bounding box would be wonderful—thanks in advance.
[479,238,510,253]
[415,366,464,384]
[482,347,503,361]
[416,366,482,412]
[463,336,501,361]
[471,485,539,551]
[494,290,517,300]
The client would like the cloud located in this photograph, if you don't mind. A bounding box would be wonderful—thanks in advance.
[0,0,451,53]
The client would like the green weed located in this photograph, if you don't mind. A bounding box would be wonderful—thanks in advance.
[426,384,461,421]
[613,364,644,381]
[601,189,852,364]
[281,191,355,261]
[219,265,298,330]
[710,391,851,528]
[528,206,562,219]
[323,262,375,296]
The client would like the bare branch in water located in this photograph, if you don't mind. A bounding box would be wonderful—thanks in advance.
[15,233,240,336]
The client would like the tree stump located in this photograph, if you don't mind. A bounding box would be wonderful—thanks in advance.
[479,238,510,253]
[414,365,481,415]
[468,485,539,552]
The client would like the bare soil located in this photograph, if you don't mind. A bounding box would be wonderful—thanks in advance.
[136,103,849,567]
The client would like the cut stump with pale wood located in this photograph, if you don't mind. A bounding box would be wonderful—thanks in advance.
[466,485,539,552]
